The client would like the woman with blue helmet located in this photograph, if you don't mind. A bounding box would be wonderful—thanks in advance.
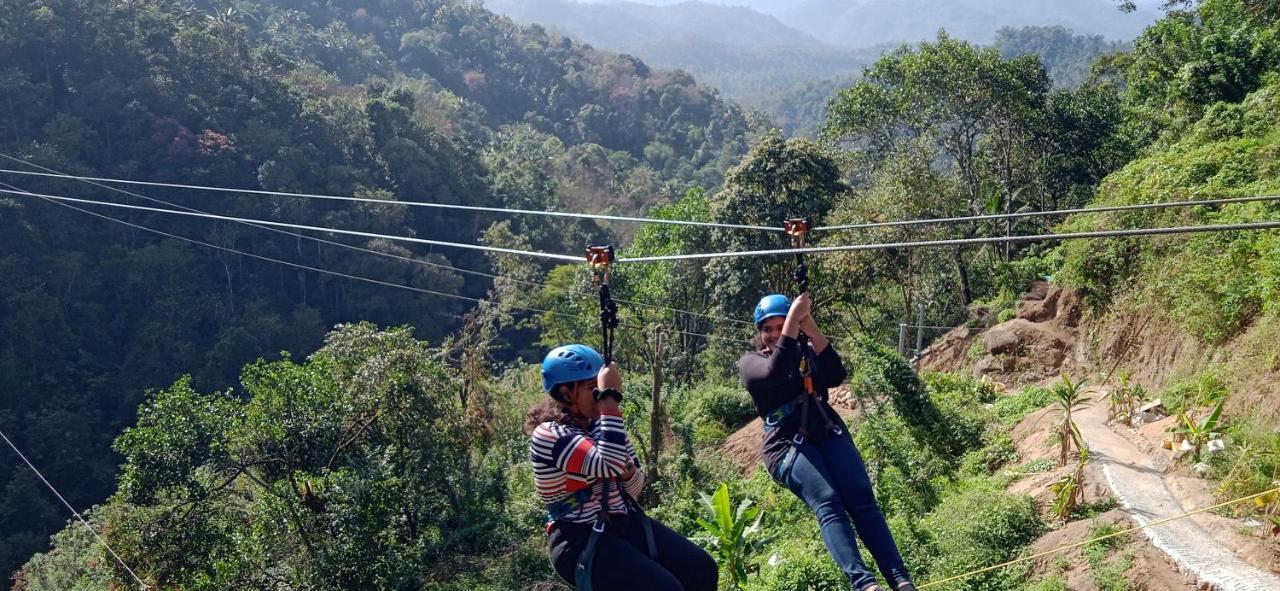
[739,292,916,591]
[527,344,716,591]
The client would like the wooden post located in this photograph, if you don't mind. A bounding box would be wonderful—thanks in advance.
[646,326,664,504]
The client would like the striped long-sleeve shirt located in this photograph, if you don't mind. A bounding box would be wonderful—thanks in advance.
[530,409,644,524]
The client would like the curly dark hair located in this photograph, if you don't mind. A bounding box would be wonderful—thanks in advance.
[523,379,593,435]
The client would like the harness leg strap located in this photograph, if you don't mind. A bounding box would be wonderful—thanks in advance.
[575,520,606,591]
[642,516,658,559]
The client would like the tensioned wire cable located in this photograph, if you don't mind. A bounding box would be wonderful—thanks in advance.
[0,156,753,328]
[0,153,525,284]
[5,184,750,345]
[18,188,1280,265]
[812,194,1280,232]
[0,167,782,232]
[0,425,150,589]
[615,220,1280,263]
[9,166,1280,236]
[0,188,583,262]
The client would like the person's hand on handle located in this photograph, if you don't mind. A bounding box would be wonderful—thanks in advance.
[597,362,623,413]
[782,292,811,339]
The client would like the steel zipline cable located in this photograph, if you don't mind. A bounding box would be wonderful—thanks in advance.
[0,187,583,262]
[0,154,753,328]
[7,165,1278,237]
[3,183,751,346]
[0,167,782,232]
[0,425,150,589]
[614,220,1280,263]
[811,194,1280,232]
[8,187,1280,266]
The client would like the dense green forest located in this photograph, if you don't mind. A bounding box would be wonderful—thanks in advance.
[760,26,1129,137]
[0,0,758,578]
[4,0,1280,589]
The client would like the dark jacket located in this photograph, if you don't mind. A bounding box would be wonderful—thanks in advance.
[737,335,848,476]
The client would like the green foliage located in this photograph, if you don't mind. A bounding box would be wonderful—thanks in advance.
[744,538,845,591]
[993,386,1056,425]
[1160,370,1229,414]
[114,377,241,505]
[1169,400,1225,463]
[705,131,848,325]
[11,510,115,591]
[1211,417,1280,509]
[1124,0,1280,132]
[993,26,1130,89]
[919,477,1043,591]
[697,482,765,589]
[1058,3,1280,336]
[1083,523,1132,591]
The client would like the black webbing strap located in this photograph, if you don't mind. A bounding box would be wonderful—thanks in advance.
[587,246,618,364]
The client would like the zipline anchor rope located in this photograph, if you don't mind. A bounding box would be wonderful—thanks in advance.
[917,485,1280,589]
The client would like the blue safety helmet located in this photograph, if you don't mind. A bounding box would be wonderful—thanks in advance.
[541,344,604,393]
[753,294,791,326]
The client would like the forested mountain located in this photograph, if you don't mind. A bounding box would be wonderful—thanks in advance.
[758,26,1126,137]
[483,0,879,106]
[0,0,757,578]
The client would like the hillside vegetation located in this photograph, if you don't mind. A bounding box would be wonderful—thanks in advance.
[5,0,1280,590]
[0,0,756,577]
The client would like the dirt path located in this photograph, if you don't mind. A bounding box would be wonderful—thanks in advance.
[1075,396,1280,590]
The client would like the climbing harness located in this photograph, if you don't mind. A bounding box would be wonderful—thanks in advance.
[782,219,841,445]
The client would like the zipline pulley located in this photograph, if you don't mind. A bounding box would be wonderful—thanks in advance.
[586,245,619,364]
[784,218,811,293]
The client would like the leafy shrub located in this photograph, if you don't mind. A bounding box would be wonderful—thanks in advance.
[993,386,1054,425]
[671,384,757,433]
[959,433,1018,476]
[920,477,1043,591]
[745,539,844,591]
[1159,369,1228,414]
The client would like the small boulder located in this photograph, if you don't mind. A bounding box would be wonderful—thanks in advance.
[1191,462,1211,478]
[1205,439,1226,454]
[984,324,1021,355]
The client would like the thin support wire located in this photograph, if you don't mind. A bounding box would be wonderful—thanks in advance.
[0,166,781,232]
[0,426,149,589]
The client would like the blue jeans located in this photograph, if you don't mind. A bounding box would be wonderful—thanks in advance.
[775,434,910,590]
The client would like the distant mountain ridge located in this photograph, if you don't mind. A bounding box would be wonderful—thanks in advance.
[484,0,878,105]
[484,0,825,49]
[785,0,1159,46]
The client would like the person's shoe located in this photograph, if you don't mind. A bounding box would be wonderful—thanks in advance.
[895,583,917,591]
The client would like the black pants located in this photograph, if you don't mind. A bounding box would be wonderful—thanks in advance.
[548,515,718,591]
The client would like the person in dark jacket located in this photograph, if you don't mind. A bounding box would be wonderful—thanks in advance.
[738,293,915,591]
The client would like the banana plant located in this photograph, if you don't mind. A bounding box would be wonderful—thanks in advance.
[1168,400,1224,463]
[1053,374,1091,467]
[1050,450,1089,520]
[697,481,765,589]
